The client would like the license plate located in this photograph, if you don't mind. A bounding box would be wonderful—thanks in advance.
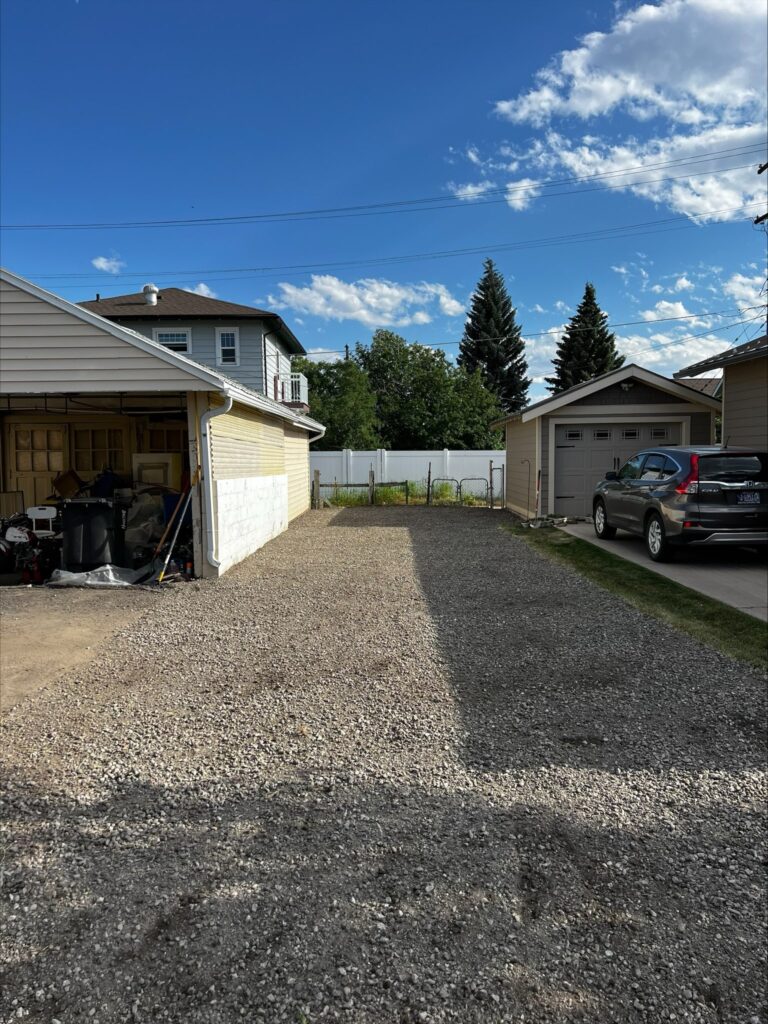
[737,491,761,504]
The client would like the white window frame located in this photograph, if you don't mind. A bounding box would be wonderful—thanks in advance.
[152,327,192,354]
[216,326,240,367]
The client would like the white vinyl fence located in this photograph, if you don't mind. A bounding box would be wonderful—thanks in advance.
[310,449,505,486]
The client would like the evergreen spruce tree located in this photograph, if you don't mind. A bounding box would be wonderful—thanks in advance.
[458,258,530,413]
[545,282,624,394]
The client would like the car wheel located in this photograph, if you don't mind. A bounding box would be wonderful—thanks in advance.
[645,512,672,562]
[593,500,616,540]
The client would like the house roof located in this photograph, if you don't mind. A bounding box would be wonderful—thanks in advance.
[79,287,305,354]
[676,376,722,397]
[491,362,721,428]
[0,268,324,437]
[674,334,767,378]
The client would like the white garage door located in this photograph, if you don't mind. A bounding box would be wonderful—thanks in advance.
[554,422,682,517]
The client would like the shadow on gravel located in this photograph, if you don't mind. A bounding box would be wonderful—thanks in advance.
[330,507,767,774]
[3,771,763,1023]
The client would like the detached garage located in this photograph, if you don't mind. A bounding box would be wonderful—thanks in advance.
[495,364,720,519]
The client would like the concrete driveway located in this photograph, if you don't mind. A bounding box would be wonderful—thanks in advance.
[560,522,768,621]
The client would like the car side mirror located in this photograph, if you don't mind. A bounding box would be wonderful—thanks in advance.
[605,470,619,481]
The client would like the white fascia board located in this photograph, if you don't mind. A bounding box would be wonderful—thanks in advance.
[520,364,720,422]
[1,266,224,391]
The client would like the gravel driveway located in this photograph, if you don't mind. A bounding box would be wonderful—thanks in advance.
[1,508,766,1024]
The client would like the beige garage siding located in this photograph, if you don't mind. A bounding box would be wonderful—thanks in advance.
[209,404,285,479]
[722,359,768,448]
[284,426,310,521]
[504,418,538,517]
[0,279,206,392]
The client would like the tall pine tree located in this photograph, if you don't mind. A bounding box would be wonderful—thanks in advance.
[545,282,624,394]
[458,258,530,413]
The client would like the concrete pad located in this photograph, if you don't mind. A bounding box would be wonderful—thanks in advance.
[559,522,768,622]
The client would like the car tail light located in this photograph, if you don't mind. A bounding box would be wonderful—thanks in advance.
[675,453,699,495]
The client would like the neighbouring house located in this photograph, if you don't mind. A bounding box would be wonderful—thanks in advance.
[675,335,767,449]
[492,363,720,519]
[0,269,324,577]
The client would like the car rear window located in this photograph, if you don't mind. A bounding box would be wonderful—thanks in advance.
[698,454,768,482]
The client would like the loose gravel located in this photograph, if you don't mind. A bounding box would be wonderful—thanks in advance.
[1,507,766,1024]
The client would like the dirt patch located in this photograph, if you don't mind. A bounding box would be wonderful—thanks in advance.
[0,586,158,709]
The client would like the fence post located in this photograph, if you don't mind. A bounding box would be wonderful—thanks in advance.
[313,469,320,509]
[405,480,409,505]
[443,449,450,478]
[426,462,432,506]
[489,459,494,509]
[368,467,375,505]
[343,448,352,485]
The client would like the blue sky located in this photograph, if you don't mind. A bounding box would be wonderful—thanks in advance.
[1,0,766,399]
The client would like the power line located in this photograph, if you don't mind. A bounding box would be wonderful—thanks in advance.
[21,202,765,294]
[300,307,765,356]
[2,145,765,231]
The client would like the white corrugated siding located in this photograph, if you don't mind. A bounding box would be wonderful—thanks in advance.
[285,426,310,520]
[0,279,207,392]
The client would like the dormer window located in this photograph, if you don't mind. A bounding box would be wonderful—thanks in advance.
[153,328,190,353]
[216,327,240,366]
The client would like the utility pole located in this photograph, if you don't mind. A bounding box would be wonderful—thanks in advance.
[344,344,350,361]
[754,161,767,225]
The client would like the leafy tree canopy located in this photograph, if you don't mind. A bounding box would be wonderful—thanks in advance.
[354,330,502,449]
[545,282,625,394]
[458,258,530,413]
[293,356,379,451]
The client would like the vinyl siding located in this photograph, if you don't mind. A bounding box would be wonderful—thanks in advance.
[115,318,269,392]
[0,279,207,392]
[568,380,682,406]
[285,426,310,521]
[504,419,537,517]
[722,358,768,448]
[209,403,286,480]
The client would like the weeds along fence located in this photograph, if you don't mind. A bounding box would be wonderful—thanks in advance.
[312,472,501,508]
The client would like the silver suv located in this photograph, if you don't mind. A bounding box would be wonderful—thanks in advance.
[592,446,768,561]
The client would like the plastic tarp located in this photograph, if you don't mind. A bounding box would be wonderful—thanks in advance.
[47,562,154,588]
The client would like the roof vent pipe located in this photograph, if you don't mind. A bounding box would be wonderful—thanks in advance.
[142,283,159,306]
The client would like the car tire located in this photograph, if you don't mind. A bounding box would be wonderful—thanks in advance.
[593,500,616,540]
[645,512,673,562]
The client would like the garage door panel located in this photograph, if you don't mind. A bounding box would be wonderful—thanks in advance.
[554,422,681,516]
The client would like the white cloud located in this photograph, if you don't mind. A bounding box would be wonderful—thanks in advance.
[91,255,125,274]
[617,330,731,372]
[531,303,547,314]
[487,0,766,222]
[611,265,629,277]
[722,271,764,309]
[674,275,694,291]
[185,282,218,298]
[447,180,497,201]
[554,299,571,314]
[495,0,766,128]
[268,275,465,328]
[505,178,542,211]
[640,299,691,321]
[305,347,342,364]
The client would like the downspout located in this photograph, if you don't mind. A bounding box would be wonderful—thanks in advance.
[200,391,234,570]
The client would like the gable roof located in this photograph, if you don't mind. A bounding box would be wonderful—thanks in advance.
[492,363,721,427]
[676,376,722,397]
[79,287,305,354]
[0,268,323,436]
[674,334,767,378]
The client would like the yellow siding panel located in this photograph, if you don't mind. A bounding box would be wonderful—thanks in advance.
[285,426,310,520]
[210,404,286,479]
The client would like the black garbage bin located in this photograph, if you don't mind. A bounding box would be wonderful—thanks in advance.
[61,498,129,572]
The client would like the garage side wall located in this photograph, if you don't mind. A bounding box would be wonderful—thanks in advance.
[504,419,538,517]
[722,359,768,448]
[209,403,288,573]
[284,426,310,521]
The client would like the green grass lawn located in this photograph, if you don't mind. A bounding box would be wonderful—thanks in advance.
[505,522,768,671]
